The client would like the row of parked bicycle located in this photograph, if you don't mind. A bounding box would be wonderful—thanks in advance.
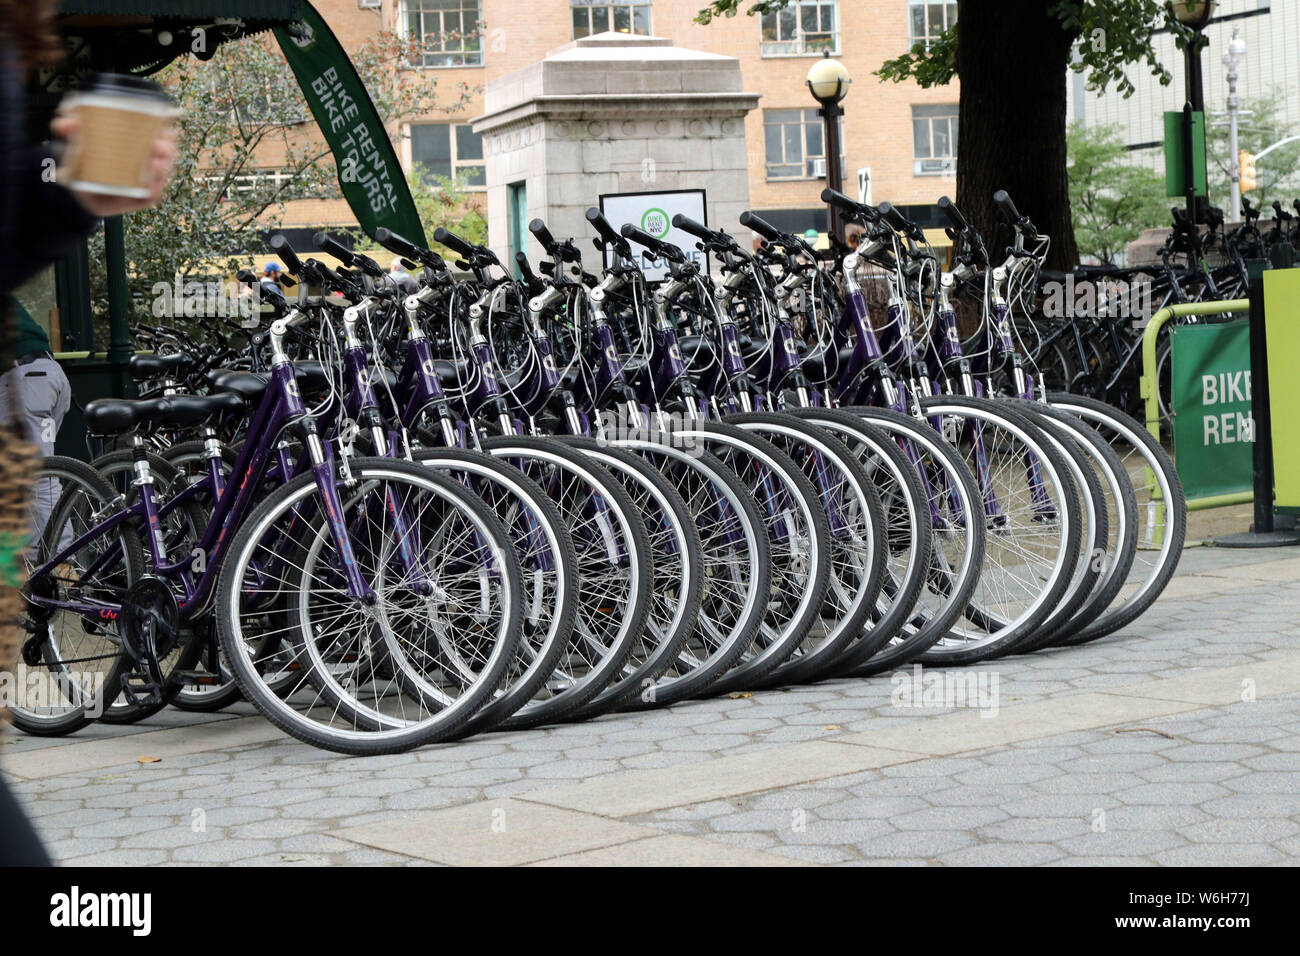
[1015,196,1300,421]
[13,187,1186,755]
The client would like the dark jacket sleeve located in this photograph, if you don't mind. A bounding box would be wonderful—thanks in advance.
[5,145,101,292]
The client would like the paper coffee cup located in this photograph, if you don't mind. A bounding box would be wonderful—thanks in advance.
[59,74,178,200]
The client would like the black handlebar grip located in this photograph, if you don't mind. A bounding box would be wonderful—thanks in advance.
[671,213,713,242]
[375,227,424,262]
[353,253,386,279]
[268,234,303,275]
[528,218,557,251]
[515,252,541,287]
[878,203,922,241]
[820,187,859,214]
[313,231,356,266]
[585,207,624,246]
[993,190,1021,222]
[739,210,781,242]
[433,227,476,259]
[937,196,969,232]
[620,222,663,251]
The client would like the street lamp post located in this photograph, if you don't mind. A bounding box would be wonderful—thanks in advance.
[1222,27,1247,222]
[806,52,851,244]
[1171,0,1217,224]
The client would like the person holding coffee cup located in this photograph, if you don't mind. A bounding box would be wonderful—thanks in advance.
[0,1,178,867]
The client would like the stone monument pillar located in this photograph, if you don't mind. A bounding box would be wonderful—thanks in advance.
[472,32,760,265]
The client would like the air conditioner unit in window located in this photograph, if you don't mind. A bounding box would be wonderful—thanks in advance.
[811,157,827,179]
[359,0,382,9]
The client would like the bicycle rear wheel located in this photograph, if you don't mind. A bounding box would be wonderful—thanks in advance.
[12,456,142,736]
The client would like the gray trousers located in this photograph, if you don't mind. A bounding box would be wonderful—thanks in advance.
[0,356,71,546]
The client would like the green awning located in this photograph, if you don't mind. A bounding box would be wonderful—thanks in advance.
[58,1,302,19]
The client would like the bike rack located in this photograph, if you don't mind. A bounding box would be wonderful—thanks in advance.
[1139,299,1251,525]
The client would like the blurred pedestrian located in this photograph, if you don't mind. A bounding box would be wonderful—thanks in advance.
[0,0,176,867]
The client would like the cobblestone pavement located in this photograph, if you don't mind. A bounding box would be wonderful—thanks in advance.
[3,546,1298,866]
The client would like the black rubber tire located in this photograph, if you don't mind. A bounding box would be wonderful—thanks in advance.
[215,457,524,754]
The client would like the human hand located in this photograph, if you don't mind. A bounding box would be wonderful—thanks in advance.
[51,115,178,218]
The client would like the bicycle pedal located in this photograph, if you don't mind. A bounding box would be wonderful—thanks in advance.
[175,670,222,686]
[121,674,163,708]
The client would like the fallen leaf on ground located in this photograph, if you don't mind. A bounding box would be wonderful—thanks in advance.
[137,756,163,764]
[727,692,753,699]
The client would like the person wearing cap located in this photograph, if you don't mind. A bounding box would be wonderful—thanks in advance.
[261,262,285,296]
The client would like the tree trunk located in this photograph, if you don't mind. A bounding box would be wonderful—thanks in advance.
[956,0,1079,270]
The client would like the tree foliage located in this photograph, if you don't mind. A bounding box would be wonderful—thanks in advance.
[1205,87,1300,212]
[88,30,470,339]
[401,165,488,262]
[1067,123,1168,263]
[694,0,1181,98]
[879,0,1179,96]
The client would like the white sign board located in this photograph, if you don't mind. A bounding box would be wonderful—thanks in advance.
[599,189,708,282]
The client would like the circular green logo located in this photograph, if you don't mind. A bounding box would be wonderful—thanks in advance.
[641,207,670,238]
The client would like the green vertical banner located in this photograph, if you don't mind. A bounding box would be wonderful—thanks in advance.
[1263,268,1300,509]
[1171,319,1254,500]
[1163,110,1207,199]
[275,2,427,246]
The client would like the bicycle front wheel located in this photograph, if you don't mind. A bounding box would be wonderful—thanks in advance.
[215,457,523,754]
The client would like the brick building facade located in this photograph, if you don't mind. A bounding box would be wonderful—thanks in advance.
[284,0,961,236]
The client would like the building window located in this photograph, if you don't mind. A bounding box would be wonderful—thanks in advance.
[410,122,486,187]
[764,108,843,181]
[761,0,838,57]
[571,1,651,38]
[912,104,958,175]
[404,0,483,68]
[908,1,957,49]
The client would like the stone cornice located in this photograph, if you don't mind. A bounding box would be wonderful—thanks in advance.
[471,92,762,135]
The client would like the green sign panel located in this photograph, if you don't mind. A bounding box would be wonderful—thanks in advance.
[1264,269,1300,510]
[1171,319,1253,500]
[1164,110,1208,199]
[275,2,427,246]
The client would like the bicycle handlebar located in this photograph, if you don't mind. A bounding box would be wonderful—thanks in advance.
[268,234,303,276]
[620,222,685,263]
[877,202,925,243]
[739,210,781,243]
[528,218,557,251]
[433,227,476,259]
[671,213,713,243]
[936,196,969,233]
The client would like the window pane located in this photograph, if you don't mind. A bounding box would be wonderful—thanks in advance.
[801,3,817,34]
[633,4,650,33]
[412,123,453,178]
[764,123,783,164]
[912,118,930,158]
[760,11,778,42]
[806,120,823,158]
[951,115,958,150]
[592,6,609,31]
[572,6,588,38]
[784,123,802,162]
[455,124,483,160]
[928,3,944,36]
[460,164,486,187]
[910,5,925,41]
[613,5,631,31]
[779,6,796,40]
[932,119,950,158]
